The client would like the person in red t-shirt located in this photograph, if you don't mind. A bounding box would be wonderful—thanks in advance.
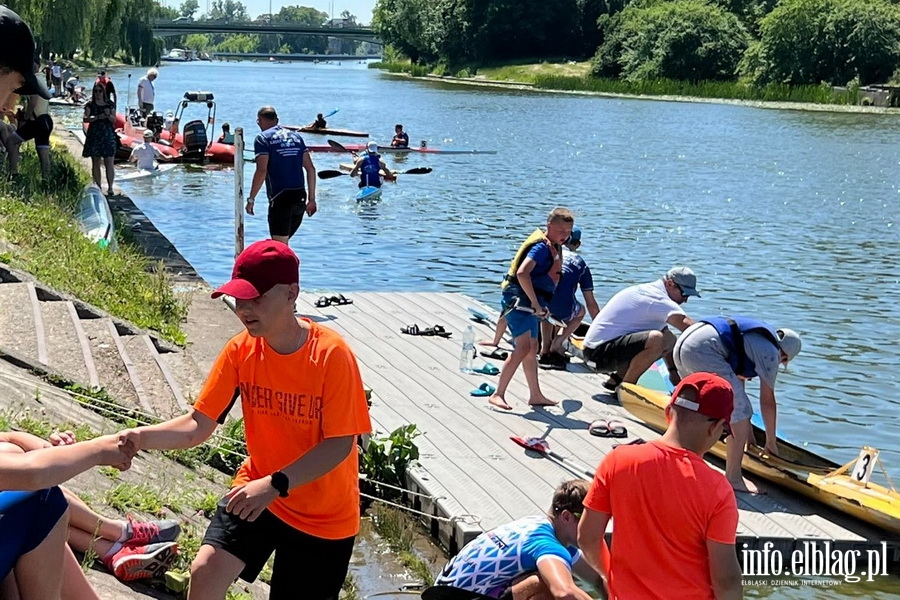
[117,240,372,600]
[578,373,742,600]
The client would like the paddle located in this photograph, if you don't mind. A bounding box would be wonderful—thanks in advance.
[328,139,353,154]
[323,107,339,119]
[317,167,432,180]
[510,436,595,479]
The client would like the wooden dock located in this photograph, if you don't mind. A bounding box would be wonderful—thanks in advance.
[299,291,899,567]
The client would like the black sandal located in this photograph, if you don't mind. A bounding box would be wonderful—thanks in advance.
[400,324,421,335]
[315,296,331,308]
[330,294,353,306]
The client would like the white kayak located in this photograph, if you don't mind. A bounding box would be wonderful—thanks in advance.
[117,163,178,182]
[356,186,382,202]
[77,184,117,250]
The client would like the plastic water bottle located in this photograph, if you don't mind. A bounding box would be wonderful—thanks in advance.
[460,325,475,373]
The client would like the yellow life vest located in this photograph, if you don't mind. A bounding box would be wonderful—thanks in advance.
[501,228,550,291]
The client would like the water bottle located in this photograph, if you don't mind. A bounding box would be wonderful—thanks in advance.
[460,325,475,373]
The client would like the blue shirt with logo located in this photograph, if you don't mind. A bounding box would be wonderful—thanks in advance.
[548,250,593,320]
[254,125,308,199]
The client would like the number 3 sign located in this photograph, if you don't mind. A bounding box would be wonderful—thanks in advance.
[851,446,879,485]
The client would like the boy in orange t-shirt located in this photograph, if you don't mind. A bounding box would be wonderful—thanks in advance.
[577,373,742,600]
[117,240,372,600]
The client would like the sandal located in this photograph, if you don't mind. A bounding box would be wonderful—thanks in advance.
[400,324,421,335]
[480,349,508,361]
[472,363,500,375]
[431,325,452,338]
[329,294,353,306]
[589,419,628,438]
[315,296,332,308]
[470,382,497,397]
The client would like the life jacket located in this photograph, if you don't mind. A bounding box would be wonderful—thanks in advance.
[702,316,779,379]
[219,131,234,144]
[501,229,561,301]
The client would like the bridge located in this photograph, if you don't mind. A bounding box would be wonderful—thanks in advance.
[151,20,380,43]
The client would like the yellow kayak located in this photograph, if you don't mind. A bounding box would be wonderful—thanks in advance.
[618,383,900,535]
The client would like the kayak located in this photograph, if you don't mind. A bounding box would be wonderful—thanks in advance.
[76,184,117,251]
[618,382,900,534]
[307,143,497,155]
[117,163,178,182]
[286,125,369,138]
[48,98,84,108]
[356,186,382,202]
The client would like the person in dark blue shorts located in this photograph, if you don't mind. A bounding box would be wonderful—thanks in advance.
[246,105,318,245]
[487,207,574,411]
[0,432,134,599]
[539,227,601,369]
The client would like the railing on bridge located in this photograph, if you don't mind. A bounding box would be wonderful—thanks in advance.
[150,19,379,42]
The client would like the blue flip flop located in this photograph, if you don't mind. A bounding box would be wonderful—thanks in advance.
[468,307,491,322]
[470,383,496,396]
[472,363,500,375]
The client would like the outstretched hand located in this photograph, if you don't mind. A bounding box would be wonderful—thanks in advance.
[97,434,137,471]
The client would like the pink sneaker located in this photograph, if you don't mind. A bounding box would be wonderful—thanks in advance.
[125,515,181,546]
[105,541,178,581]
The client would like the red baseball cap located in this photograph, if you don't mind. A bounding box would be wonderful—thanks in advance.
[669,372,734,434]
[211,240,299,300]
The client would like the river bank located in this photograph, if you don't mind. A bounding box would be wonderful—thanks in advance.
[373,61,900,115]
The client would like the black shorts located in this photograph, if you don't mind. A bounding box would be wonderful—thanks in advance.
[583,330,652,374]
[16,114,54,148]
[268,188,306,238]
[202,498,355,600]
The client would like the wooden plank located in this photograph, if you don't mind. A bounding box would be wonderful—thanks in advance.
[142,335,189,411]
[105,320,154,414]
[295,292,886,551]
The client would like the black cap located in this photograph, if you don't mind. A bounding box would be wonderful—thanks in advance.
[0,7,50,100]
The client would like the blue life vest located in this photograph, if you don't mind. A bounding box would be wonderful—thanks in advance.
[702,316,779,378]
[359,154,381,187]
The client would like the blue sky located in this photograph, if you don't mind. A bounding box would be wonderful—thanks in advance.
[172,1,377,24]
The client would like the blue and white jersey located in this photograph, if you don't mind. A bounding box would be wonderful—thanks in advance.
[254,125,308,199]
[434,516,579,597]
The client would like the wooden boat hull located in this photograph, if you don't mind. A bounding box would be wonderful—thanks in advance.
[618,383,900,534]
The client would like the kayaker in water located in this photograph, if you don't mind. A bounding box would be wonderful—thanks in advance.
[579,372,742,600]
[128,129,170,171]
[673,316,802,494]
[433,479,601,599]
[390,123,409,148]
[349,141,394,188]
[488,208,574,411]
[307,113,327,129]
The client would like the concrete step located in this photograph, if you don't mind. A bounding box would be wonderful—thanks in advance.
[80,317,144,411]
[158,349,205,410]
[120,334,187,418]
[40,300,100,388]
[0,281,47,365]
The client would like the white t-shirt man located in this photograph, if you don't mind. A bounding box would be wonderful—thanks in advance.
[137,75,155,105]
[583,279,685,348]
[129,141,164,170]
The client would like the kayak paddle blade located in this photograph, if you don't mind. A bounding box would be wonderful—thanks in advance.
[403,167,433,175]
[317,170,347,180]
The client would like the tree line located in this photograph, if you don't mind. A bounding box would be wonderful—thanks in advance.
[176,0,366,56]
[373,0,900,86]
[5,0,168,66]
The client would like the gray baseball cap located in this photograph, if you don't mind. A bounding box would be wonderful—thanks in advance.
[666,266,700,297]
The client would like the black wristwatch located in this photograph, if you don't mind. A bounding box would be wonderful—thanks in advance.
[270,471,290,497]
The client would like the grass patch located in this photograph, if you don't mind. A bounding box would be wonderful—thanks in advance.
[371,505,435,586]
[341,572,360,600]
[372,59,857,105]
[0,145,189,345]
[98,466,120,479]
[105,482,181,517]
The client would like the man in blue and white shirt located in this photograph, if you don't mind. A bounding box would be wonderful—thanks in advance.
[247,105,317,245]
[433,480,602,599]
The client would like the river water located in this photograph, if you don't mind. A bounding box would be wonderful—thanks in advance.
[57,61,899,597]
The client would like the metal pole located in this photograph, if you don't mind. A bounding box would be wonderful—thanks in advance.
[234,127,245,257]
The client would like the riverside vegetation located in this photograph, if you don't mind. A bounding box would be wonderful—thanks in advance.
[372,0,900,104]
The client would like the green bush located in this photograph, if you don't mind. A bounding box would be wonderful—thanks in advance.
[592,0,750,82]
[744,0,900,85]
[359,424,421,499]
